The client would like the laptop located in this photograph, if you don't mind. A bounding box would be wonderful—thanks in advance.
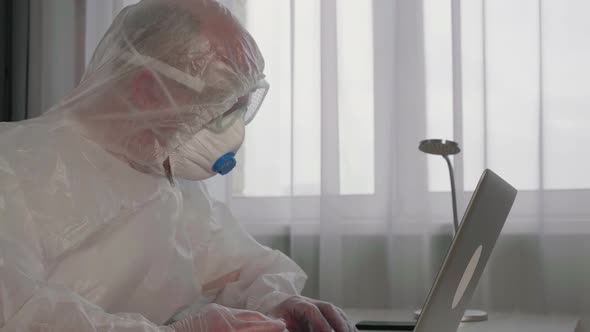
[356,169,517,332]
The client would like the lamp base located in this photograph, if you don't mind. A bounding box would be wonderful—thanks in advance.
[413,309,488,322]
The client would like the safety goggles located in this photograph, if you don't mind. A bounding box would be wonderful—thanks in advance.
[204,79,269,132]
[121,52,269,131]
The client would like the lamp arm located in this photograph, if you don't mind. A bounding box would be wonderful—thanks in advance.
[443,155,459,233]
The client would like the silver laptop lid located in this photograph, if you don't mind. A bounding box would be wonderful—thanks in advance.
[414,169,517,332]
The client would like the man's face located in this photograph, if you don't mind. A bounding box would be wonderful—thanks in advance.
[122,68,248,180]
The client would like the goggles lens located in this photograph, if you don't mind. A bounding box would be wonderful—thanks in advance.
[205,79,269,132]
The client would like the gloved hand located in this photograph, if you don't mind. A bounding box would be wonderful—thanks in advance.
[269,296,357,332]
[169,303,288,332]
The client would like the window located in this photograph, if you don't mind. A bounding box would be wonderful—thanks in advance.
[423,0,454,192]
[541,0,590,190]
[233,0,375,197]
[336,0,375,195]
[424,0,590,192]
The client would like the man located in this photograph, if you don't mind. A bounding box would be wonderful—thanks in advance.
[0,0,356,331]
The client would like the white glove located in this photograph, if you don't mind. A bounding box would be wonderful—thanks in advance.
[269,296,357,332]
[169,304,288,332]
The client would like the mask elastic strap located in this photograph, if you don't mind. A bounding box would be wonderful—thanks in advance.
[163,157,175,187]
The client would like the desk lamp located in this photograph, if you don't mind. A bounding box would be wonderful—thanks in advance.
[419,139,461,231]
[417,139,488,322]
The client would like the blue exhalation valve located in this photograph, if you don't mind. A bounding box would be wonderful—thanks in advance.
[212,152,237,175]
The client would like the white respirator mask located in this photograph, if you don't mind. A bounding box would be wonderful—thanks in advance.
[167,111,246,182]
[122,53,269,183]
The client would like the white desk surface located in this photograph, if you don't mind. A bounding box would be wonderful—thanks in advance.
[344,309,582,332]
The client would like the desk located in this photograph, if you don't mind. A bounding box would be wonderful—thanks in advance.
[344,309,582,332]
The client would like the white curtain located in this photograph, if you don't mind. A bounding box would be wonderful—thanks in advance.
[83,0,590,315]
[225,0,590,315]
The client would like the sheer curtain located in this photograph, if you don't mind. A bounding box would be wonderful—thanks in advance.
[85,0,590,314]
[226,0,590,314]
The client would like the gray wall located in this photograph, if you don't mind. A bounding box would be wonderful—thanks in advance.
[27,0,85,118]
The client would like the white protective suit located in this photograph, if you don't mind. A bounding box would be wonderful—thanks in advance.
[0,0,306,331]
